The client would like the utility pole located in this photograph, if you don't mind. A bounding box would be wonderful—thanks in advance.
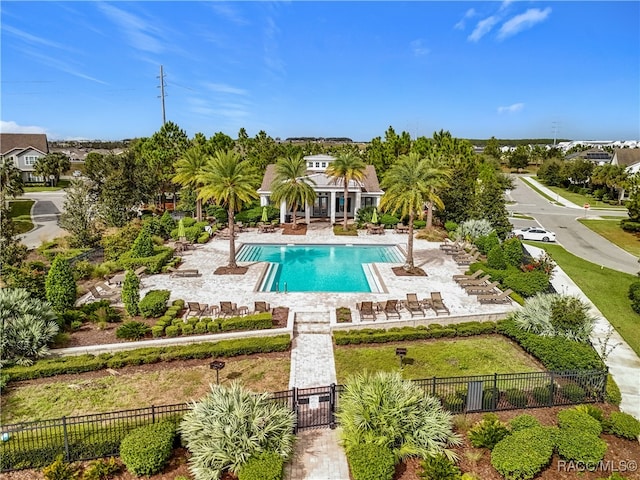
[552,121,559,147]
[158,65,166,125]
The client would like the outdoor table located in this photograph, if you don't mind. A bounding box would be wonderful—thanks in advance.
[237,306,249,316]
[109,273,126,286]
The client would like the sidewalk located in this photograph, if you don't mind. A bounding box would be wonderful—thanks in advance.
[520,176,583,209]
[526,245,640,419]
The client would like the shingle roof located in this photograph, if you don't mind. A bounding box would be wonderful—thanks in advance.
[613,148,640,167]
[0,133,49,155]
[258,163,383,194]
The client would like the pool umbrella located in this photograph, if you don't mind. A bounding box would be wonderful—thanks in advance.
[261,206,269,223]
[371,208,378,224]
[177,218,186,239]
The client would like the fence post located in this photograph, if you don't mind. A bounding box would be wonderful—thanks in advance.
[431,376,436,397]
[492,373,498,411]
[600,368,608,403]
[292,388,298,434]
[62,416,70,463]
[152,405,156,424]
[329,383,336,429]
[548,372,555,407]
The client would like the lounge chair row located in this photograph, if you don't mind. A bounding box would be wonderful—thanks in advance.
[356,293,450,321]
[454,269,513,304]
[186,301,270,319]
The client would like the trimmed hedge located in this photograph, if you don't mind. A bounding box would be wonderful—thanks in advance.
[3,336,291,382]
[333,322,496,345]
[346,444,395,480]
[117,246,174,274]
[604,412,640,440]
[237,452,284,480]
[556,429,607,464]
[138,289,170,318]
[557,409,602,437]
[497,319,605,370]
[119,422,176,476]
[491,426,554,480]
[220,313,273,332]
[509,414,541,432]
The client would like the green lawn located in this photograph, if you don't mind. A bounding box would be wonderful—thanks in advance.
[8,199,35,233]
[1,355,290,423]
[334,336,542,383]
[536,243,640,356]
[579,219,640,258]
[522,179,562,205]
[24,179,69,192]
[542,184,627,210]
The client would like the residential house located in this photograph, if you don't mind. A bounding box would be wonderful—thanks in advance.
[258,154,384,224]
[611,148,640,200]
[565,148,611,165]
[0,133,49,182]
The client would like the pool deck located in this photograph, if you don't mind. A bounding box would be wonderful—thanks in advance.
[140,223,517,322]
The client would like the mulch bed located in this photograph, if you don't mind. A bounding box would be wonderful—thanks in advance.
[213,266,248,275]
[392,266,427,277]
[281,223,307,235]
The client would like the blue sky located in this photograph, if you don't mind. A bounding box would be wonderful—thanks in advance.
[2,1,639,142]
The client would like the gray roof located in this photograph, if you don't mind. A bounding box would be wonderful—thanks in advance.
[259,164,383,194]
[0,133,49,155]
[613,148,640,167]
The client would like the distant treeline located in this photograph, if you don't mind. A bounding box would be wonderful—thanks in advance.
[284,137,353,143]
[466,138,570,147]
[49,140,132,149]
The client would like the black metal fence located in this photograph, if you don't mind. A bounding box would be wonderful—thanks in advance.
[0,369,607,471]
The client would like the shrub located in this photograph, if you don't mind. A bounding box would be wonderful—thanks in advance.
[165,325,180,337]
[151,325,165,338]
[475,231,501,256]
[557,409,602,436]
[621,219,640,233]
[181,324,194,335]
[81,457,120,480]
[129,228,154,258]
[560,383,586,403]
[468,413,510,449]
[606,374,622,405]
[180,383,295,479]
[337,371,461,460]
[506,388,528,408]
[172,299,185,308]
[456,219,493,242]
[556,429,607,464]
[120,422,176,476]
[42,455,79,480]
[502,237,524,267]
[194,322,208,334]
[442,394,465,414]
[482,388,499,410]
[419,453,461,480]
[532,385,554,405]
[491,426,554,480]
[509,414,540,432]
[487,245,506,270]
[237,451,285,480]
[444,221,458,233]
[115,321,150,341]
[628,281,640,314]
[121,270,140,316]
[138,289,170,318]
[549,296,596,343]
[603,412,640,440]
[220,313,273,332]
[346,444,395,480]
[379,213,400,228]
[503,271,550,297]
[45,256,77,314]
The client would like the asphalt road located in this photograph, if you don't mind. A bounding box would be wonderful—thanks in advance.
[20,191,68,249]
[506,176,637,275]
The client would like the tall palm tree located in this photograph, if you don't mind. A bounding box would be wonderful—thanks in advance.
[270,154,316,229]
[197,150,259,268]
[325,152,367,230]
[173,145,209,221]
[380,152,450,270]
[0,160,24,206]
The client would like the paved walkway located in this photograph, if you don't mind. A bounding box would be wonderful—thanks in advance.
[526,245,640,419]
[285,311,350,480]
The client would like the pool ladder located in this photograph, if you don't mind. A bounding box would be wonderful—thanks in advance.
[275,282,288,294]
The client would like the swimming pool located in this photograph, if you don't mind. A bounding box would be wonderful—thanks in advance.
[237,244,404,293]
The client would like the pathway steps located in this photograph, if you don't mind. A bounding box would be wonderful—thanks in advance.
[285,311,350,480]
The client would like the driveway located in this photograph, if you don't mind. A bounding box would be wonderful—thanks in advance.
[507,176,637,275]
[20,191,68,249]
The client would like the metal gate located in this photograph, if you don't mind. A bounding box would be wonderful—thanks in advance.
[294,384,337,432]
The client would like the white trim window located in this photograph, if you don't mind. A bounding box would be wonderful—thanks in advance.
[24,155,38,166]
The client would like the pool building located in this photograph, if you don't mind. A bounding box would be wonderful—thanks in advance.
[257,154,384,224]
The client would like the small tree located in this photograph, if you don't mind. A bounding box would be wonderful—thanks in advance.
[487,245,506,270]
[122,270,140,316]
[503,237,524,267]
[130,227,154,258]
[34,152,70,186]
[508,145,530,172]
[59,178,101,247]
[45,256,76,314]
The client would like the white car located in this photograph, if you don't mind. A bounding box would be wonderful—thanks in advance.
[512,227,556,242]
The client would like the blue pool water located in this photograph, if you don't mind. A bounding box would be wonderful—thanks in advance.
[236,244,404,292]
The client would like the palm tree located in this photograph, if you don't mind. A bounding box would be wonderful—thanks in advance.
[270,154,316,229]
[173,145,208,221]
[197,150,259,268]
[325,152,367,230]
[0,159,24,206]
[380,152,450,270]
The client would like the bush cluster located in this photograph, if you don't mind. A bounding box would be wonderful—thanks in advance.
[117,246,174,274]
[628,281,640,314]
[603,412,640,440]
[3,336,291,382]
[119,422,176,476]
[115,321,150,340]
[468,413,510,449]
[557,409,602,436]
[503,271,550,297]
[346,444,395,480]
[152,313,273,337]
[237,451,285,480]
[509,414,540,432]
[138,289,170,318]
[491,426,554,480]
[333,322,496,345]
[497,319,605,370]
[419,453,462,480]
[556,408,607,465]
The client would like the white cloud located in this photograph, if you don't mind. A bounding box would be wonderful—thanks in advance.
[0,120,48,134]
[210,3,249,26]
[203,83,248,96]
[454,8,476,30]
[497,103,525,114]
[498,8,552,40]
[97,3,164,54]
[468,15,499,42]
[410,39,430,56]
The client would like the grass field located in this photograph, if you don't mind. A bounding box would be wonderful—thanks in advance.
[1,354,290,423]
[579,219,640,258]
[537,243,640,357]
[333,336,542,383]
[24,179,69,192]
[542,184,627,210]
[8,199,35,234]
